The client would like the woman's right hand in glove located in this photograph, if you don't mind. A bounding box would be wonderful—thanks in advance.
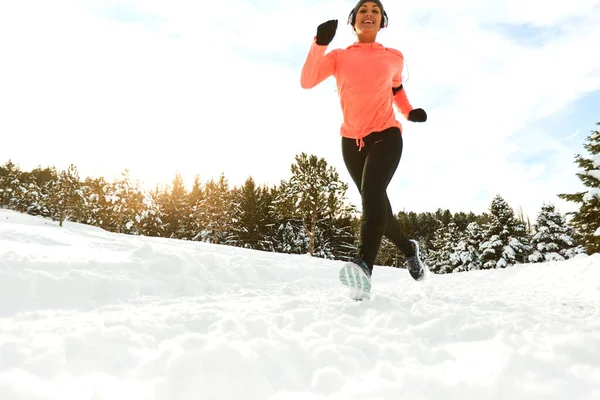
[316,19,337,45]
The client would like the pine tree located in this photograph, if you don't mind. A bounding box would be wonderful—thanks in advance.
[46,164,84,227]
[452,221,484,272]
[452,211,479,231]
[229,176,275,251]
[160,172,190,239]
[416,212,443,251]
[187,175,205,240]
[120,180,147,236]
[0,160,21,209]
[8,165,44,215]
[274,220,309,254]
[558,121,600,254]
[323,214,356,261]
[434,208,453,227]
[275,153,352,256]
[375,236,401,267]
[528,203,586,262]
[14,181,44,215]
[25,166,57,218]
[411,212,442,268]
[103,169,146,234]
[515,205,533,236]
[195,173,233,244]
[138,188,164,237]
[429,222,461,274]
[77,176,112,229]
[1,162,59,220]
[479,194,532,268]
[377,211,416,267]
[258,185,279,252]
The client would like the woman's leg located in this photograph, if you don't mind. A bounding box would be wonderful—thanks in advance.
[341,127,413,269]
[383,194,415,256]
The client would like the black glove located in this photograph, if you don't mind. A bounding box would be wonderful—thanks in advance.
[316,20,337,46]
[407,108,427,122]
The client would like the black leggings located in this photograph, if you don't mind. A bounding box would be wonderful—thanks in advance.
[342,126,414,268]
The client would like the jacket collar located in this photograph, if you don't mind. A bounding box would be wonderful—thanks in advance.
[347,41,384,49]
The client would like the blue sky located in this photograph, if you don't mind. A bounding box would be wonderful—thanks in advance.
[0,0,599,221]
[104,3,160,24]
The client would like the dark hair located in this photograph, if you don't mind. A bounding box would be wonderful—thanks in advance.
[347,0,388,29]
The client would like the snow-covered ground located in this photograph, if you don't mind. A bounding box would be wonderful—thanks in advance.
[1,208,599,400]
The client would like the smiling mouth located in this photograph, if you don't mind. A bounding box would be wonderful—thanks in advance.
[363,20,375,24]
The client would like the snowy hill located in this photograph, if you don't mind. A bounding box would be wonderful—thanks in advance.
[1,208,599,400]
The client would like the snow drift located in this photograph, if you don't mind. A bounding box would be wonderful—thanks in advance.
[1,209,599,400]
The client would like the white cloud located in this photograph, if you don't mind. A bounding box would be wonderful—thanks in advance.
[1,0,599,221]
[375,0,600,218]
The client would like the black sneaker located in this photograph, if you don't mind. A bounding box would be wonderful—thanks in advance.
[406,240,426,281]
[339,258,372,300]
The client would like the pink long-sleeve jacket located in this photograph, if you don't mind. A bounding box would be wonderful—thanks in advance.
[300,39,413,149]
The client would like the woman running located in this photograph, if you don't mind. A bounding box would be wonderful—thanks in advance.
[300,0,428,299]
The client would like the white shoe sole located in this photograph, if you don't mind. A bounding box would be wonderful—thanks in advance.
[339,262,371,300]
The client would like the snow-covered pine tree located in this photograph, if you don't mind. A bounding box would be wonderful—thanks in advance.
[321,214,356,261]
[46,164,84,227]
[187,175,205,240]
[452,221,484,272]
[258,185,279,252]
[434,208,453,227]
[5,165,44,215]
[410,212,442,269]
[528,203,585,262]
[27,166,58,218]
[274,153,352,257]
[102,169,146,234]
[120,180,147,236]
[375,236,401,267]
[479,194,532,269]
[155,172,190,239]
[558,121,600,254]
[429,222,461,274]
[312,222,336,260]
[138,188,164,237]
[14,181,44,215]
[0,160,21,209]
[195,173,233,244]
[76,176,112,229]
[274,220,309,254]
[0,162,56,217]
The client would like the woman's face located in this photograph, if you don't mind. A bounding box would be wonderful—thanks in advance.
[354,2,383,34]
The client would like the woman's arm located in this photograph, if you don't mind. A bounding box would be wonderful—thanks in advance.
[300,41,338,89]
[392,71,413,119]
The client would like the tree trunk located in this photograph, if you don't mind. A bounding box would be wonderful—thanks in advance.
[302,214,316,256]
[310,212,317,256]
